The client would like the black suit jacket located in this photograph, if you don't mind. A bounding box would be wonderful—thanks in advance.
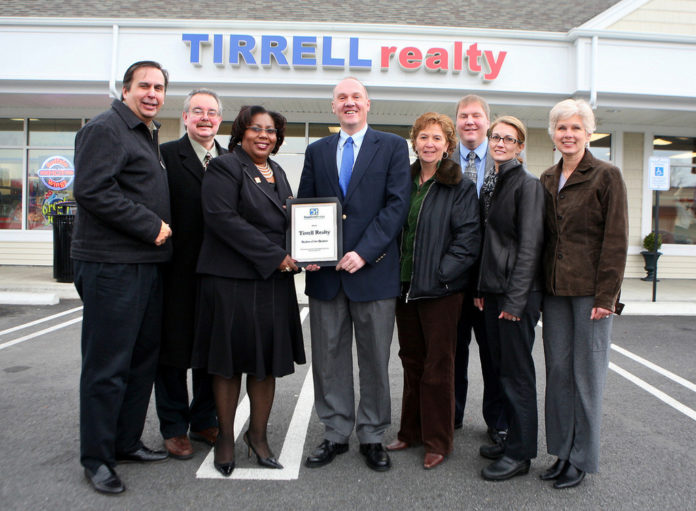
[159,134,226,367]
[196,145,294,281]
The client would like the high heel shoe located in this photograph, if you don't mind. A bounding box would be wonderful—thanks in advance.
[214,460,235,477]
[243,431,283,469]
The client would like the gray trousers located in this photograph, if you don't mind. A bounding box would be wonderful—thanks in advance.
[542,295,612,473]
[309,290,395,444]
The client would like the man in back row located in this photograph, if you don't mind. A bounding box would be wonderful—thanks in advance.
[450,94,508,453]
[155,88,227,460]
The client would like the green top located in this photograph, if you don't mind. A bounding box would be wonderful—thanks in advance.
[400,173,434,282]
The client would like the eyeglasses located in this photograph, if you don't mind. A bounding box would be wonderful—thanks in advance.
[489,134,520,145]
[189,108,220,118]
[247,126,278,135]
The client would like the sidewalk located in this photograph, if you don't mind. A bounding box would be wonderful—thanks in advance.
[0,265,693,314]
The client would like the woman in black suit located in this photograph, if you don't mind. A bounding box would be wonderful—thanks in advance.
[193,105,305,476]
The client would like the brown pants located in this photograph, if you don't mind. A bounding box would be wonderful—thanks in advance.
[395,292,463,455]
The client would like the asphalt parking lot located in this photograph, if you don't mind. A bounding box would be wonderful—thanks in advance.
[1,300,694,510]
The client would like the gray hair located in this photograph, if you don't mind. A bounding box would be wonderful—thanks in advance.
[183,88,222,114]
[548,98,595,137]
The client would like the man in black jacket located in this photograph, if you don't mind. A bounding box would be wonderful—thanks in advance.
[155,88,226,460]
[72,61,173,495]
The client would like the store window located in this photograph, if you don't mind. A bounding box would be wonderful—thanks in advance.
[0,117,80,231]
[652,136,696,245]
[0,149,23,229]
[588,133,611,161]
[279,123,306,154]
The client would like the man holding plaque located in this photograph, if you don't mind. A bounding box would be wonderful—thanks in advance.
[299,77,411,472]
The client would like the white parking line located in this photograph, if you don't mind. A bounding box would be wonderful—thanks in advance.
[196,366,314,480]
[196,306,314,480]
[0,306,83,337]
[0,316,83,351]
[611,344,696,393]
[609,362,696,421]
[538,319,695,421]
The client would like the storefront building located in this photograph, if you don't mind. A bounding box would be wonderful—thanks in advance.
[1,0,695,277]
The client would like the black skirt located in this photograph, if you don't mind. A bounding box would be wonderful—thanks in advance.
[192,274,306,379]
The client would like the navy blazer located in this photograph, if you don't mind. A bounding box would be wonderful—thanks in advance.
[196,145,293,280]
[298,126,411,302]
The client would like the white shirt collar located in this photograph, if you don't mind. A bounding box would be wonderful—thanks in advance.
[339,124,368,150]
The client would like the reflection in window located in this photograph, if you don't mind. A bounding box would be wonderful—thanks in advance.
[28,119,81,146]
[0,149,23,229]
[308,124,336,144]
[27,150,76,231]
[0,118,25,146]
[588,133,611,161]
[279,123,306,154]
[652,136,696,245]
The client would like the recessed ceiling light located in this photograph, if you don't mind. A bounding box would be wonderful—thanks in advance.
[653,138,672,146]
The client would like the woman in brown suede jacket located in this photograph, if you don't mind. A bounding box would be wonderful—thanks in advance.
[539,99,628,490]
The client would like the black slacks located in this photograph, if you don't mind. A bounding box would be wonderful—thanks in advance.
[154,365,217,438]
[454,289,507,431]
[483,291,542,461]
[74,260,163,472]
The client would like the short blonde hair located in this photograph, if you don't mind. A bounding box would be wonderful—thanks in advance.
[410,112,458,154]
[548,99,595,137]
[489,116,527,163]
[456,94,490,121]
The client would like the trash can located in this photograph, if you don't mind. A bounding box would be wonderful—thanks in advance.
[52,201,77,283]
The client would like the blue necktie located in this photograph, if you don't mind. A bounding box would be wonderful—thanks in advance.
[339,137,354,197]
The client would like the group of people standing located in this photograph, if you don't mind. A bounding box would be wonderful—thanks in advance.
[384,93,628,490]
[71,60,627,496]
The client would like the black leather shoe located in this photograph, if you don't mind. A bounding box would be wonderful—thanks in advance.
[554,463,585,489]
[540,458,569,480]
[84,464,125,495]
[305,439,349,468]
[115,445,169,464]
[359,443,391,472]
[481,456,530,481]
[479,442,504,460]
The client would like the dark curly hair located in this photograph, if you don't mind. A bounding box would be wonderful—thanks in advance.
[228,105,286,154]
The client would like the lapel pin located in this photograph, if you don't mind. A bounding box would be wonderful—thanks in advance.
[254,177,262,184]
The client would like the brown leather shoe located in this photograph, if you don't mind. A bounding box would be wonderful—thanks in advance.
[190,427,218,447]
[423,452,445,470]
[164,435,193,460]
[386,439,410,451]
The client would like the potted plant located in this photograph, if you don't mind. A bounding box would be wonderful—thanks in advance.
[640,232,662,281]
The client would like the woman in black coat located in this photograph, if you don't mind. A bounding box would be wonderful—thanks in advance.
[193,106,305,476]
[476,116,545,482]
